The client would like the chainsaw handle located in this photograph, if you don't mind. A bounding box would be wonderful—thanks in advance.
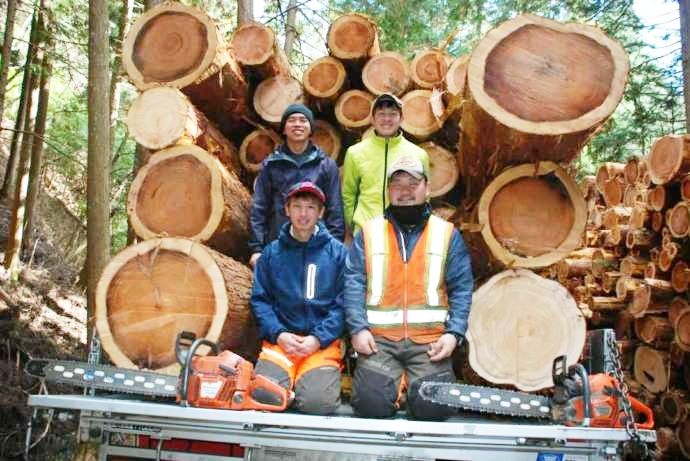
[626,396,655,430]
[244,374,292,412]
[180,338,220,406]
[569,363,591,427]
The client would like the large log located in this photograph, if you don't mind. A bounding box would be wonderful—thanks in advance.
[122,2,250,143]
[460,14,628,199]
[477,162,587,268]
[95,237,257,374]
[126,86,241,173]
[127,145,251,259]
[410,49,451,89]
[361,51,410,96]
[253,76,305,125]
[467,269,586,391]
[648,134,690,185]
[230,21,289,82]
[302,56,348,108]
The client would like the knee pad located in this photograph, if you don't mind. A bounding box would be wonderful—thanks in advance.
[351,368,398,418]
[294,366,341,415]
[407,371,457,421]
[251,360,291,407]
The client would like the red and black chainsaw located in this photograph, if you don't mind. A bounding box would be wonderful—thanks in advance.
[25,332,292,412]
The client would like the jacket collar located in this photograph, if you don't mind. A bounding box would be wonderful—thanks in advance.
[278,221,331,248]
[384,203,433,234]
[369,130,404,148]
[266,142,324,166]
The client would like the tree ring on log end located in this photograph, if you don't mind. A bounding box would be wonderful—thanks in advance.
[123,3,218,89]
[362,52,410,96]
[239,129,281,173]
[467,268,586,391]
[312,120,342,161]
[253,76,305,124]
[648,135,690,185]
[335,90,374,129]
[303,56,347,99]
[420,141,458,198]
[445,55,470,97]
[478,162,586,268]
[327,13,379,60]
[669,202,690,238]
[401,90,443,140]
[633,346,669,393]
[675,308,690,352]
[96,238,229,374]
[127,87,188,150]
[468,14,628,135]
[410,49,450,89]
[128,145,226,244]
[231,21,276,65]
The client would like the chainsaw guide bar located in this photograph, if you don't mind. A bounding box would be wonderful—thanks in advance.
[419,382,552,419]
[26,359,178,398]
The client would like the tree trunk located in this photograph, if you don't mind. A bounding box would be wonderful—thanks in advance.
[127,145,251,260]
[467,269,586,391]
[231,21,290,83]
[94,238,258,373]
[109,0,134,149]
[87,0,112,343]
[361,51,410,96]
[283,0,298,57]
[253,75,304,125]
[648,134,690,185]
[679,0,690,133]
[0,0,18,124]
[410,49,451,89]
[460,14,628,200]
[334,89,374,130]
[237,0,254,24]
[477,162,587,268]
[126,86,241,174]
[238,128,281,174]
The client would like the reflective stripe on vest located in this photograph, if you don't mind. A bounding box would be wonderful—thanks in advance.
[367,308,449,326]
[365,216,388,306]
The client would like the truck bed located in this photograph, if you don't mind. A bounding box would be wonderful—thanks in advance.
[28,394,656,461]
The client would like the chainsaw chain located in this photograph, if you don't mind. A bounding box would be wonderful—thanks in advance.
[607,334,654,460]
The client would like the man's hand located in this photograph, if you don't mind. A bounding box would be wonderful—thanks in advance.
[277,332,304,356]
[249,252,262,269]
[296,335,320,356]
[427,333,457,362]
[351,329,378,355]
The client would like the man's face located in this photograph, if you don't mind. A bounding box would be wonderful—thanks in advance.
[283,113,311,143]
[372,105,402,138]
[285,195,324,233]
[388,171,428,206]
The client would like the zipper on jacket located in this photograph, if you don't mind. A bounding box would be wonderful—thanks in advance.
[399,229,409,339]
[382,137,389,216]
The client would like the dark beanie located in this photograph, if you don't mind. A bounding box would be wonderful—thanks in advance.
[280,103,315,134]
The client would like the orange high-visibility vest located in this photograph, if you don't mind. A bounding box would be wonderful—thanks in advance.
[362,214,454,344]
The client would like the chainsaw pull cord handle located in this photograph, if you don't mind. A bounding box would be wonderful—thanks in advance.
[179,338,220,407]
[569,363,591,427]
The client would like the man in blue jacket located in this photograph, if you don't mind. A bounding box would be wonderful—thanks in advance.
[251,181,347,415]
[249,104,344,268]
[344,155,474,420]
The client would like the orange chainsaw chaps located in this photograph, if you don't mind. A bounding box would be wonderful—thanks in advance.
[182,350,290,412]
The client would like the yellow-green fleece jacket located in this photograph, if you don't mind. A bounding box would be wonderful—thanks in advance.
[341,131,429,232]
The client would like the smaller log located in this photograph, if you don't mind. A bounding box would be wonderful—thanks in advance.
[629,279,675,318]
[327,13,380,61]
[444,55,470,112]
[657,426,682,456]
[670,341,687,367]
[620,255,649,277]
[253,76,305,125]
[361,51,410,96]
[302,56,347,102]
[238,128,281,174]
[668,201,690,237]
[601,176,624,207]
[676,410,690,459]
[628,205,649,230]
[681,173,690,201]
[335,89,374,130]
[674,307,690,352]
[646,185,668,211]
[410,49,451,89]
[625,228,656,250]
[671,260,690,292]
[658,242,680,273]
[601,271,623,294]
[624,155,648,185]
[650,246,661,265]
[557,258,592,282]
[634,316,674,346]
[588,296,626,312]
[615,276,644,301]
[431,201,457,221]
[595,162,625,194]
[591,248,617,279]
[622,185,646,208]
[670,296,688,326]
[648,134,690,185]
[420,141,458,198]
[643,261,657,280]
[633,345,670,393]
[659,391,689,425]
[230,21,289,82]
[401,89,444,140]
[651,210,665,232]
[312,119,342,162]
[602,206,631,229]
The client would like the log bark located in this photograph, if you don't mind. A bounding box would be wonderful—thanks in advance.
[633,345,670,393]
[238,128,281,174]
[400,89,444,140]
[629,279,675,318]
[230,21,290,82]
[95,237,258,373]
[588,296,626,312]
[657,426,682,455]
[675,307,690,352]
[467,268,586,391]
[477,162,587,268]
[127,145,251,259]
[326,13,380,61]
[634,316,674,346]
[619,255,648,277]
[361,51,410,96]
[419,141,458,198]
[557,258,592,282]
[648,134,690,185]
[253,76,305,125]
[410,49,451,89]
[460,14,628,200]
[126,86,241,173]
[312,119,342,162]
[335,89,374,130]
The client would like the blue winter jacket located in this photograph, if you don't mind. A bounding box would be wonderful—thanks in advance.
[249,142,345,253]
[251,222,348,348]
[344,205,474,339]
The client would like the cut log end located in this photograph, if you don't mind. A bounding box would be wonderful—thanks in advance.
[633,346,669,393]
[238,129,281,173]
[231,21,276,65]
[253,76,305,124]
[445,55,470,99]
[302,56,347,99]
[127,87,189,149]
[410,49,450,89]
[420,142,458,198]
[327,13,379,60]
[312,120,342,161]
[648,135,690,185]
[361,51,410,96]
[401,90,443,140]
[335,90,374,129]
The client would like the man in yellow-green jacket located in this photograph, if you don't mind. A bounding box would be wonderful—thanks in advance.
[341,93,430,234]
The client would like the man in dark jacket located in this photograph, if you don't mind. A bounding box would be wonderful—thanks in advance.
[251,181,347,415]
[344,155,474,420]
[249,104,344,268]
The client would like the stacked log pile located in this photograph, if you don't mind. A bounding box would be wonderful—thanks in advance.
[548,138,690,458]
[98,2,684,452]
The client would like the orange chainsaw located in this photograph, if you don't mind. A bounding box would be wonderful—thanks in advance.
[25,332,292,412]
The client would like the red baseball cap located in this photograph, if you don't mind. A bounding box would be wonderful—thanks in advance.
[286,181,326,203]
